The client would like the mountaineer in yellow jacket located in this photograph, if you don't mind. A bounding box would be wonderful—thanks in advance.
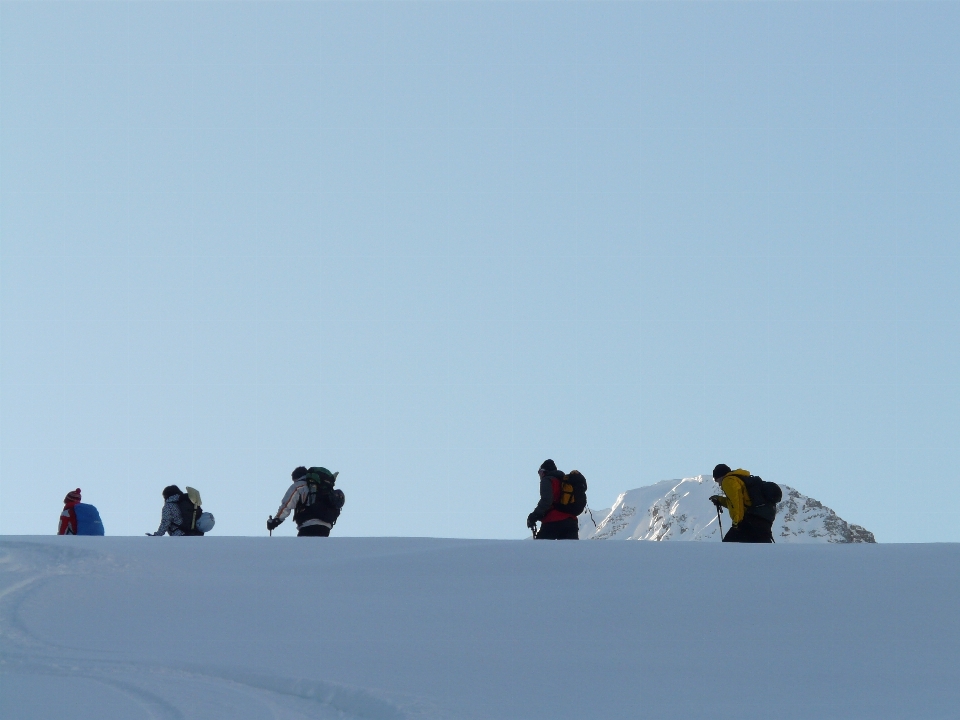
[709,464,776,543]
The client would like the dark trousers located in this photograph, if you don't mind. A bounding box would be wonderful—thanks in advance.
[723,514,774,543]
[536,517,579,540]
[298,524,331,537]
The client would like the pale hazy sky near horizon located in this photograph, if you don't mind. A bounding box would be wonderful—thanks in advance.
[2,1,959,541]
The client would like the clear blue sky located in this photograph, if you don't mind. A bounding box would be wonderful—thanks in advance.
[2,2,958,541]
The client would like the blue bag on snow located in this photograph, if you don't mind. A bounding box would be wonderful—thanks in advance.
[74,503,105,536]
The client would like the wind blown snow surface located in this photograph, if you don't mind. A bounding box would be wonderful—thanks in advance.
[2,536,958,719]
[581,475,876,542]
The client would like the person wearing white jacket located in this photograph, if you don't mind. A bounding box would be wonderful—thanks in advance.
[267,466,344,537]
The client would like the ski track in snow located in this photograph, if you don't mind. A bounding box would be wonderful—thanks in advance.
[0,541,410,720]
[5,535,960,720]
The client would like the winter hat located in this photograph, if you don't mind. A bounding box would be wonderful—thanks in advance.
[292,466,308,480]
[64,488,81,504]
[712,464,732,480]
[539,459,557,472]
[162,485,183,499]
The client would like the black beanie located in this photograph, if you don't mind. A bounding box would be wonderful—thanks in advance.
[540,459,557,472]
[292,466,308,480]
[162,485,182,499]
[713,464,731,480]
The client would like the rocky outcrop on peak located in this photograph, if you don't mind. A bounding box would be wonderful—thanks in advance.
[579,475,876,543]
[776,487,875,543]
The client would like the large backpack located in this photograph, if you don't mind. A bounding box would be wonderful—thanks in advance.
[555,470,588,517]
[741,475,782,523]
[174,487,205,536]
[294,467,345,526]
[74,503,105,536]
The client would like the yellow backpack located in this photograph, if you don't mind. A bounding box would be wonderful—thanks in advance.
[555,471,588,515]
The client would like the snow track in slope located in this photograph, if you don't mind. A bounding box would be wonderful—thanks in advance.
[6,536,958,720]
[0,542,408,720]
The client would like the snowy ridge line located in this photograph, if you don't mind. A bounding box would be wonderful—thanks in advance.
[3,536,959,719]
[580,475,876,542]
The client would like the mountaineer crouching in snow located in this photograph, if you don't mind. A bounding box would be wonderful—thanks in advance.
[148,486,186,536]
[58,488,105,535]
[148,485,207,536]
[267,466,345,537]
[58,488,82,535]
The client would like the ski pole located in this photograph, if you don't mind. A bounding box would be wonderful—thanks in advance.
[531,523,538,540]
[716,506,723,540]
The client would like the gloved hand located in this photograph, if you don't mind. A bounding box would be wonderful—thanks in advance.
[709,495,724,508]
[267,517,282,532]
[526,513,538,529]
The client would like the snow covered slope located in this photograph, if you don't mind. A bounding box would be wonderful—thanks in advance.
[2,536,954,720]
[580,475,876,542]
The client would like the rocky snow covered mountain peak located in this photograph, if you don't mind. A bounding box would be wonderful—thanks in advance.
[580,475,876,543]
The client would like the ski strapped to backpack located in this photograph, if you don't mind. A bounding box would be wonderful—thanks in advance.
[294,467,346,526]
[174,487,206,536]
[554,470,588,517]
[741,475,783,523]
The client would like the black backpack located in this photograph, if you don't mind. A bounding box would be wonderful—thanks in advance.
[555,470,588,516]
[294,468,346,526]
[174,488,204,536]
[741,475,782,522]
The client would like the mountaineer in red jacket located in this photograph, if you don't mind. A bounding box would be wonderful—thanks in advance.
[527,459,579,540]
[58,488,82,535]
